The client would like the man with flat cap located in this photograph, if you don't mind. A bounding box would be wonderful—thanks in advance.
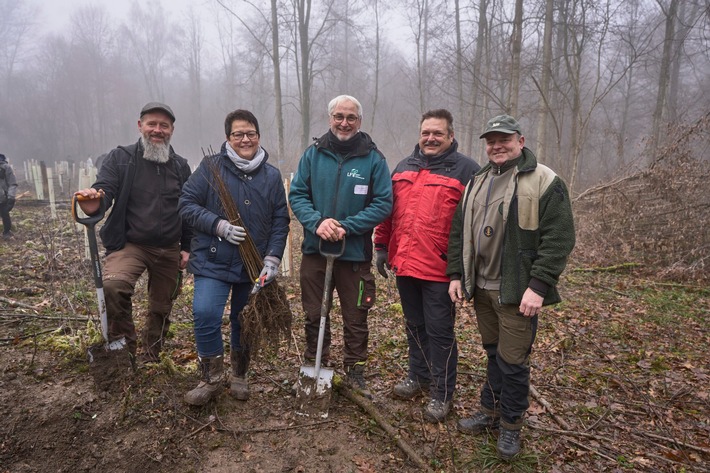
[75,102,192,364]
[447,114,575,460]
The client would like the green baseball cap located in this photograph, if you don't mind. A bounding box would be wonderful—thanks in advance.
[480,114,522,138]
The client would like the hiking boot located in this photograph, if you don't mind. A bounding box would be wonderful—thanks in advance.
[230,350,250,401]
[393,377,430,400]
[184,355,225,406]
[458,411,500,434]
[424,398,451,423]
[497,427,522,460]
[345,362,372,399]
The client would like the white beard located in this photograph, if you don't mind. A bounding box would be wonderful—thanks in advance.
[141,135,170,163]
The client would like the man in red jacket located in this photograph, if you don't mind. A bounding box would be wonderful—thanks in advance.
[374,109,480,422]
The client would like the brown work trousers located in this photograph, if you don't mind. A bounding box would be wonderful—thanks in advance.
[102,242,181,357]
[299,254,376,367]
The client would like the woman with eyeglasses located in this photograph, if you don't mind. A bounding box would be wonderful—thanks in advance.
[178,109,290,406]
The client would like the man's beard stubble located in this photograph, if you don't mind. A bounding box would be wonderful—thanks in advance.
[141,134,171,163]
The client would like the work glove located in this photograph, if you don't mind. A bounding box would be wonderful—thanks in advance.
[216,220,246,245]
[6,197,14,211]
[252,256,281,294]
[376,249,389,278]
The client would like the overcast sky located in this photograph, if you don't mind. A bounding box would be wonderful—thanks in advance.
[37,0,211,35]
[31,0,413,55]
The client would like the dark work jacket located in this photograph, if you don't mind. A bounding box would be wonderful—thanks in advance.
[93,140,192,254]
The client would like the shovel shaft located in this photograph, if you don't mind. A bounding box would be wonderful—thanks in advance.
[86,225,109,341]
[313,256,335,382]
[72,194,110,342]
[313,239,346,381]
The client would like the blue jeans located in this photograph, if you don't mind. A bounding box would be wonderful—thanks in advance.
[192,276,251,357]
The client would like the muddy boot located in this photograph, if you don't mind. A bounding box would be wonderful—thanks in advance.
[230,350,250,401]
[345,362,372,399]
[184,355,225,406]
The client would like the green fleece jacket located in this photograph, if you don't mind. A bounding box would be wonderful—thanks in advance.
[447,147,575,305]
[289,131,393,262]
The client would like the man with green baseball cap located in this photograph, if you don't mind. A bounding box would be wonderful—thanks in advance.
[479,114,522,137]
[447,114,575,460]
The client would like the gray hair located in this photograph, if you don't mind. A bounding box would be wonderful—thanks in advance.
[327,95,363,118]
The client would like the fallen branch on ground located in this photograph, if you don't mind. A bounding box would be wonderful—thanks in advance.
[0,296,40,311]
[337,384,433,472]
[530,384,571,430]
[572,262,642,273]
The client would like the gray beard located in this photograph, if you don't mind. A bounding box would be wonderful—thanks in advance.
[141,135,170,163]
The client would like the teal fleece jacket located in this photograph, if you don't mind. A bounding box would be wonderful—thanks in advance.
[447,147,575,305]
[289,131,393,262]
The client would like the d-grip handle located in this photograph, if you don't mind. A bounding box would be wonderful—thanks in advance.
[72,192,106,226]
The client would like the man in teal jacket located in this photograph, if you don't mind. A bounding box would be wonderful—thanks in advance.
[447,115,575,460]
[289,95,392,398]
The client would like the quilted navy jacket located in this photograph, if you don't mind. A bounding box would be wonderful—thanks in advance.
[178,143,290,284]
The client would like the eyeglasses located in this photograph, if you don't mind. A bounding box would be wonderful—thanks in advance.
[230,131,258,141]
[331,114,360,124]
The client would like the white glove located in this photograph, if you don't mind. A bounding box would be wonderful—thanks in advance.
[252,256,281,294]
[217,220,246,245]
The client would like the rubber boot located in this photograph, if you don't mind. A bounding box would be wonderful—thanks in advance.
[184,355,225,406]
[230,350,250,401]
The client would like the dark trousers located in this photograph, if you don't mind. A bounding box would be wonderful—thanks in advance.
[396,276,457,402]
[102,242,181,356]
[0,202,11,235]
[300,253,374,367]
[473,286,538,428]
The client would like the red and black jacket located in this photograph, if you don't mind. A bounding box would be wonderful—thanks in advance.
[374,140,480,282]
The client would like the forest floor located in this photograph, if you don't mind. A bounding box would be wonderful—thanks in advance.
[0,200,708,473]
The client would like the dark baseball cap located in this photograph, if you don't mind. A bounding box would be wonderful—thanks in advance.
[480,114,521,138]
[140,102,175,123]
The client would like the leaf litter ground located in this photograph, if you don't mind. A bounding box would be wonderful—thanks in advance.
[0,202,708,472]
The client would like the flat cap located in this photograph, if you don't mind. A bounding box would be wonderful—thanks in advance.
[140,102,175,123]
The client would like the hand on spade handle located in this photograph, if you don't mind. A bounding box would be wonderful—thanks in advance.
[73,188,106,220]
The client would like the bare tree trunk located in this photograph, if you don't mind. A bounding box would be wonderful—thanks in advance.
[651,0,678,153]
[667,0,698,121]
[454,0,464,144]
[271,0,285,168]
[297,0,312,150]
[464,0,488,159]
[564,0,585,192]
[509,0,523,116]
[184,10,203,147]
[414,0,430,113]
[535,0,554,159]
[369,0,381,131]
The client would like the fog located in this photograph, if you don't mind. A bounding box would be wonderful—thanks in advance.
[1,0,709,193]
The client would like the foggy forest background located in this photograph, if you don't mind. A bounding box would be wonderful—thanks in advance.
[1,0,709,194]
